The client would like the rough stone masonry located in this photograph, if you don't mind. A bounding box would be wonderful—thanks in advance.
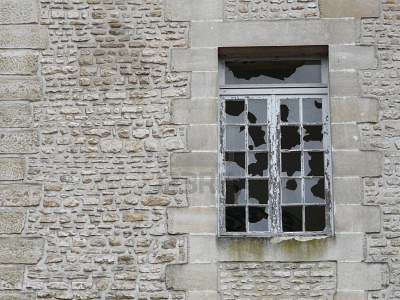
[0,0,396,299]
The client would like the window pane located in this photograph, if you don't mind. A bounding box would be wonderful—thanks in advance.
[225,60,322,84]
[280,98,300,123]
[305,206,326,231]
[281,125,301,150]
[248,152,268,177]
[281,152,301,176]
[282,206,303,232]
[248,126,268,150]
[303,125,323,150]
[281,178,302,204]
[225,179,246,204]
[226,206,246,232]
[225,152,246,177]
[225,100,245,124]
[249,206,269,231]
[248,99,268,124]
[305,178,325,203]
[226,126,246,150]
[248,179,268,204]
[304,152,324,176]
[303,98,322,123]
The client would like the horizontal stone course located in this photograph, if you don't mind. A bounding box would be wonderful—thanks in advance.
[0,0,39,24]
[0,103,32,128]
[0,130,39,153]
[0,157,24,181]
[0,26,48,49]
[0,77,42,101]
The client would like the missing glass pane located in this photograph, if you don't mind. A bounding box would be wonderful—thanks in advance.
[282,206,303,232]
[304,152,324,176]
[249,206,269,231]
[303,125,323,150]
[305,178,325,203]
[281,126,301,150]
[281,178,302,204]
[305,206,326,231]
[225,100,245,124]
[248,126,268,150]
[248,179,269,204]
[248,152,268,177]
[281,152,301,176]
[225,179,246,204]
[226,206,246,232]
[225,152,246,176]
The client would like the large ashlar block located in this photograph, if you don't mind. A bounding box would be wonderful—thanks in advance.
[166,263,218,291]
[0,209,26,234]
[331,98,379,123]
[189,235,218,263]
[0,0,39,24]
[171,48,218,72]
[171,152,217,178]
[187,125,218,151]
[0,26,48,49]
[165,0,223,21]
[0,77,42,101]
[0,103,32,128]
[335,205,381,233]
[332,150,381,177]
[172,98,218,124]
[0,184,41,206]
[0,237,43,264]
[329,45,377,71]
[0,294,35,300]
[337,262,385,290]
[329,71,361,97]
[0,130,39,154]
[0,51,38,75]
[187,178,217,206]
[321,0,380,18]
[191,19,359,48]
[334,291,365,300]
[0,157,24,181]
[0,266,24,290]
[186,291,219,300]
[167,207,217,234]
[333,177,362,205]
[331,124,360,150]
[191,72,219,98]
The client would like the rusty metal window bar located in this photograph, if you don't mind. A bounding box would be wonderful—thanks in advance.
[218,58,332,237]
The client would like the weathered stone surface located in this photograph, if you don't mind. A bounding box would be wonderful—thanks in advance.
[0,77,41,101]
[165,0,223,21]
[171,48,218,71]
[332,150,381,177]
[0,130,39,153]
[331,98,379,123]
[188,125,218,151]
[100,139,123,153]
[172,98,218,124]
[0,157,24,181]
[335,205,381,233]
[166,263,218,291]
[0,51,38,75]
[191,71,218,98]
[167,207,217,234]
[0,266,24,290]
[125,140,142,153]
[142,196,171,206]
[0,209,25,233]
[330,71,361,97]
[0,0,39,24]
[320,0,380,18]
[334,291,365,300]
[0,26,48,49]
[0,238,43,264]
[329,45,377,70]
[171,152,218,177]
[0,184,40,206]
[122,212,148,222]
[0,103,32,128]
[333,177,362,205]
[331,124,360,149]
[337,263,385,290]
[187,178,217,206]
[186,291,219,300]
[0,293,34,300]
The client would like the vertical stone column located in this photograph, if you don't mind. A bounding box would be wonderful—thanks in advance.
[0,0,48,298]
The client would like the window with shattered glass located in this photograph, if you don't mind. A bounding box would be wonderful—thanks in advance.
[219,57,332,237]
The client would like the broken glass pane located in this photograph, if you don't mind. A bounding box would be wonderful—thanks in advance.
[226,206,246,232]
[280,98,300,123]
[248,179,268,204]
[305,178,325,203]
[225,60,322,85]
[304,152,324,176]
[226,126,246,150]
[305,206,326,231]
[248,99,268,124]
[281,152,301,176]
[303,98,322,124]
[281,125,300,150]
[248,126,268,150]
[248,152,268,177]
[225,100,245,124]
[281,178,302,204]
[225,152,246,177]
[249,206,269,231]
[225,179,246,204]
[282,206,303,232]
[303,125,323,149]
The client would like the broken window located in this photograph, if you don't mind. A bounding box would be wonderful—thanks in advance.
[219,55,332,237]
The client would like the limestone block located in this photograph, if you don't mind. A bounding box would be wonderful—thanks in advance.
[171,98,218,124]
[335,205,381,233]
[0,265,24,289]
[191,19,359,48]
[166,263,218,290]
[331,124,360,150]
[0,237,43,264]
[0,0,39,24]
[0,103,32,128]
[0,26,48,49]
[100,139,123,153]
[165,0,223,21]
[187,178,217,206]
[329,71,360,97]
[189,235,218,263]
[187,125,218,151]
[333,177,362,205]
[171,48,218,72]
[329,45,377,70]
[171,152,217,178]
[0,130,39,153]
[0,77,41,101]
[0,157,24,181]
[167,207,217,234]
[337,262,384,290]
[0,184,41,206]
[191,72,218,98]
[332,150,381,177]
[334,291,365,300]
[320,0,380,18]
[331,98,379,123]
[0,209,25,233]
[0,293,34,300]
[0,51,38,75]
[186,291,219,300]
